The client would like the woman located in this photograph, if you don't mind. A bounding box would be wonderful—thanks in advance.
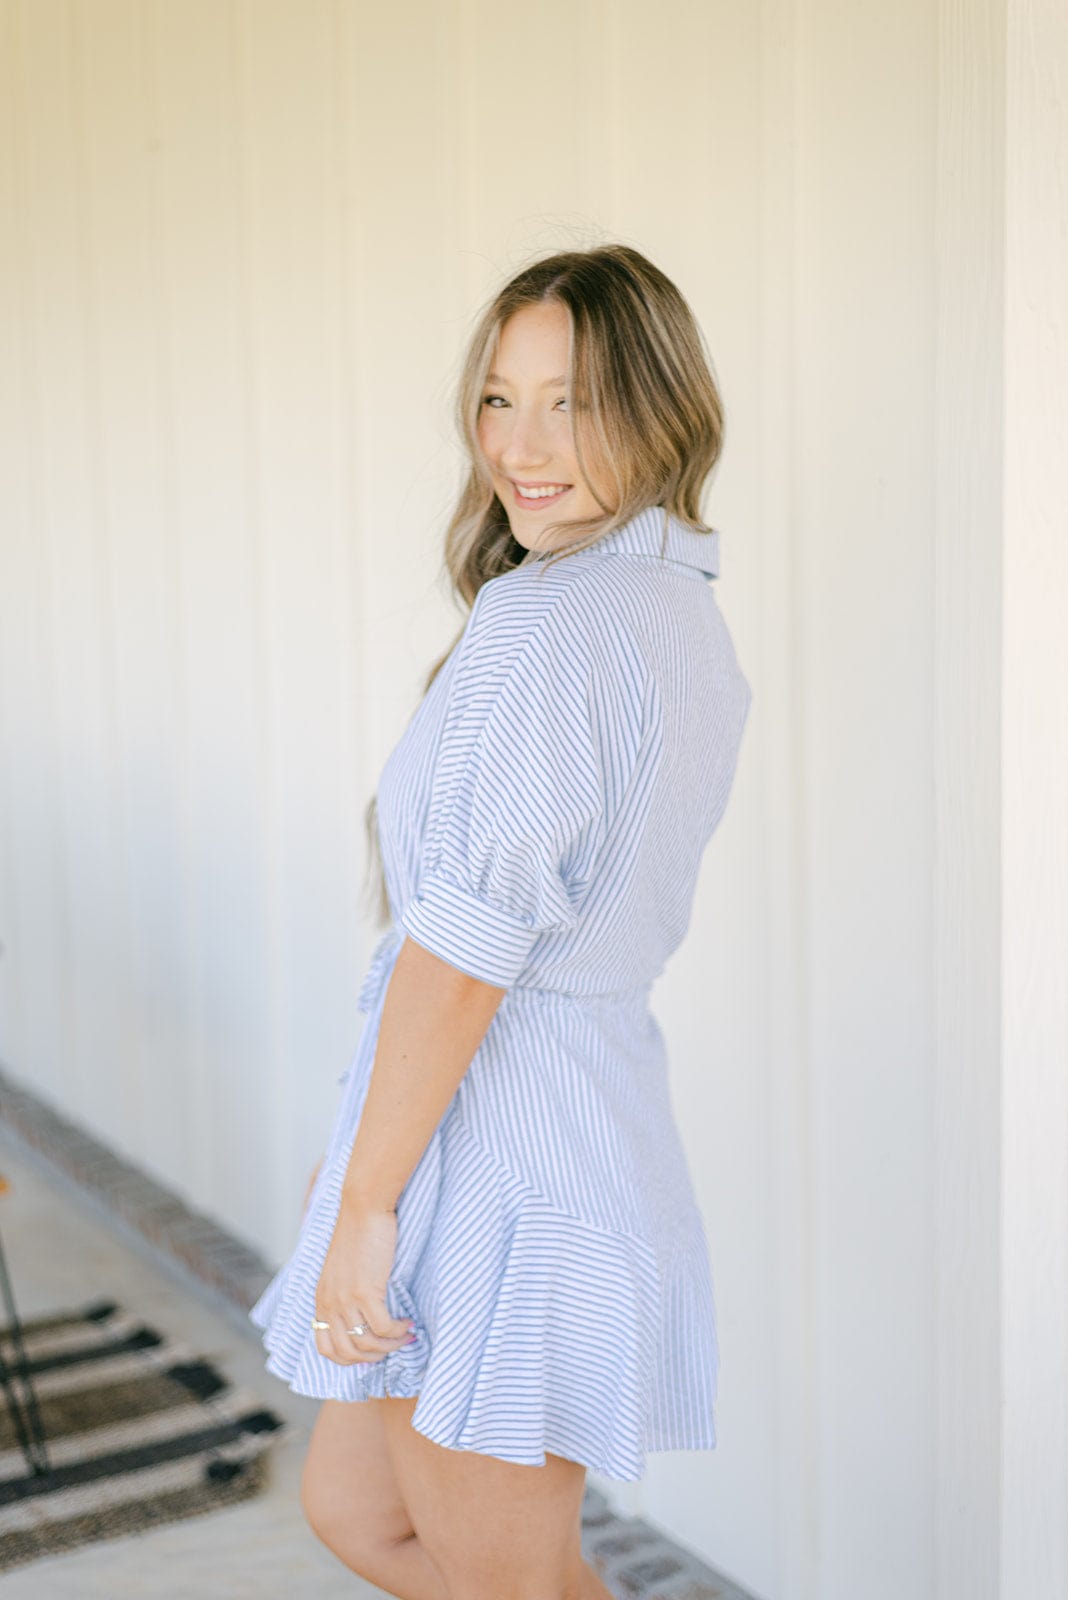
[250,243,752,1600]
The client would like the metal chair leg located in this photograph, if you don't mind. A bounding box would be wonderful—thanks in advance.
[0,1223,52,1477]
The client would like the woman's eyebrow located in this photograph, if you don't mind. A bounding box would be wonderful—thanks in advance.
[484,373,567,387]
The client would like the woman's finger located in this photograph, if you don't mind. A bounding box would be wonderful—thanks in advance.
[311,1316,383,1367]
[340,1303,413,1355]
[349,1296,413,1348]
[332,1313,388,1363]
[311,1322,348,1366]
[311,1302,405,1364]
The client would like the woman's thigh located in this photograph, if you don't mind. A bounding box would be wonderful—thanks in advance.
[301,1395,417,1550]
[377,1395,588,1600]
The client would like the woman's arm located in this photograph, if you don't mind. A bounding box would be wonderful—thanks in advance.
[341,934,507,1213]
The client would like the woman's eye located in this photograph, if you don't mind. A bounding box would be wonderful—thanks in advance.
[479,394,569,411]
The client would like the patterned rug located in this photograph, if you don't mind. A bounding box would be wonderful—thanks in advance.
[0,1298,285,1573]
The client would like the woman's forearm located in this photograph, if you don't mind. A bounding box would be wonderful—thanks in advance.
[342,934,506,1212]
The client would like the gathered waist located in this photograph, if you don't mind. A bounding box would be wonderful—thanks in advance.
[356,926,655,1018]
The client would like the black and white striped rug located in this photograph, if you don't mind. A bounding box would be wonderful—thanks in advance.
[0,1298,285,1573]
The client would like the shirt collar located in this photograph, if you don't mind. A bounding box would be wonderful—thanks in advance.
[589,504,720,579]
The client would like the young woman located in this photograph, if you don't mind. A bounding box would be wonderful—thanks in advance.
[250,243,752,1600]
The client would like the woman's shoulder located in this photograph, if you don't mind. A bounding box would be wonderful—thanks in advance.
[466,553,657,679]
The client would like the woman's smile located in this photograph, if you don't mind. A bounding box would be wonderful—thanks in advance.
[510,480,572,509]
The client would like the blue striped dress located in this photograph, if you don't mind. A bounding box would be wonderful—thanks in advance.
[249,502,752,1482]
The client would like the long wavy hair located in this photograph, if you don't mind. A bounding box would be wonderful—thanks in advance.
[362,242,725,928]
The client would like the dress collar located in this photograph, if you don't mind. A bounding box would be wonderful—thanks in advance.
[585,504,720,579]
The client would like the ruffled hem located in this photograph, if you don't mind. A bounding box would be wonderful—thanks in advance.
[250,942,719,1482]
[248,1102,717,1482]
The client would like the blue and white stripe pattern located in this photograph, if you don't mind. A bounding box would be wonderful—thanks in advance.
[249,504,752,1482]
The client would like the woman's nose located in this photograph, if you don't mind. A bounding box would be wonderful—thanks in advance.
[499,411,551,471]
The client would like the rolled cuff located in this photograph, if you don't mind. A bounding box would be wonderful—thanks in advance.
[398,871,540,988]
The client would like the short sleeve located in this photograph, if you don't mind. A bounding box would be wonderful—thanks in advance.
[399,586,646,987]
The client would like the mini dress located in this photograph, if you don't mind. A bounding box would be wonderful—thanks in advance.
[249,502,752,1482]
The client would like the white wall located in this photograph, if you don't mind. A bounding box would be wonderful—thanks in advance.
[1,3,1063,1597]
[998,0,1068,1593]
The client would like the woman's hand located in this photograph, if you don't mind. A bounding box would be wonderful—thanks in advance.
[312,1198,414,1367]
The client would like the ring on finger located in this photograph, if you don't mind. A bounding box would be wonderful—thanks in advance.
[311,1317,372,1340]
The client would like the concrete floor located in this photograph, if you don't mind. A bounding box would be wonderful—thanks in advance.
[0,1137,391,1599]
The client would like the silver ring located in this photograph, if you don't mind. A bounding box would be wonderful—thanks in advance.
[311,1318,330,1330]
[347,1322,369,1337]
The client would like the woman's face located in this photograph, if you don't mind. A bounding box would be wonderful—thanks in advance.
[477,300,612,551]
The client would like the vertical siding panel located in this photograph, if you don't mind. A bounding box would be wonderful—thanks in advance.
[794,4,937,1596]
[460,0,601,284]
[577,0,622,234]
[228,0,381,1245]
[757,1,816,1593]
[0,0,19,1066]
[7,1,107,1131]
[75,0,193,1177]
[224,0,293,1247]
[147,0,276,1225]
[933,1,1005,1594]
[0,0,57,1087]
[339,0,471,737]
[1001,2,1068,1588]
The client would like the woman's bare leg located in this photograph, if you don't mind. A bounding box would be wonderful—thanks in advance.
[302,1397,449,1598]
[377,1395,616,1600]
[303,1394,616,1598]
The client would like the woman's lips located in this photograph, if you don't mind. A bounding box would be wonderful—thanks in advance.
[510,482,572,509]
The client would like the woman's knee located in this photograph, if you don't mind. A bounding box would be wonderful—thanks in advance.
[300,1397,415,1556]
[299,1449,353,1550]
[376,1409,589,1600]
[300,1458,398,1581]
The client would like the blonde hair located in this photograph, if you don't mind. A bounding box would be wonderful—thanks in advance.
[363,242,725,927]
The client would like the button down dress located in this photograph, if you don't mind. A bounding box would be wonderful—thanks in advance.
[249,503,753,1482]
